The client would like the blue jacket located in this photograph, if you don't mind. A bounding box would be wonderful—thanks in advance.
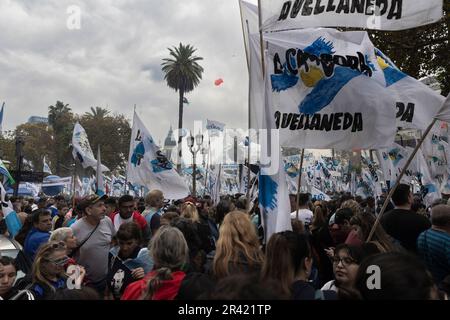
[24,228,51,261]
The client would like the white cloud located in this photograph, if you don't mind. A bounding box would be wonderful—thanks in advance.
[0,0,257,146]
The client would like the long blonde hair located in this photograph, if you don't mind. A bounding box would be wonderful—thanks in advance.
[32,241,67,293]
[180,202,199,223]
[213,211,263,279]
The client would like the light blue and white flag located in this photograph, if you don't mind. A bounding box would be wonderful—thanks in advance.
[43,156,52,174]
[72,122,109,172]
[0,159,15,185]
[0,181,22,238]
[206,119,225,137]
[127,112,189,200]
[250,28,446,148]
[259,55,292,243]
[416,149,441,207]
[311,186,331,201]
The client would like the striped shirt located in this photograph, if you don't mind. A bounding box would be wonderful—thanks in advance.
[417,229,450,285]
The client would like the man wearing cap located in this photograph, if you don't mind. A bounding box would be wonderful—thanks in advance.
[70,194,115,295]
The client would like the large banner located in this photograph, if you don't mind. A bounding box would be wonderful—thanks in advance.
[252,28,398,149]
[127,112,189,200]
[260,0,443,32]
[251,28,445,148]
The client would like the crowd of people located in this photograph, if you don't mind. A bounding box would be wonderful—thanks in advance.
[0,183,449,300]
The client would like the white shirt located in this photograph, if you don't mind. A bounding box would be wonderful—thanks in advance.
[113,214,133,231]
[290,209,313,225]
[321,280,337,292]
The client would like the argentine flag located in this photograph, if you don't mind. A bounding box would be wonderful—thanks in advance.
[0,181,22,238]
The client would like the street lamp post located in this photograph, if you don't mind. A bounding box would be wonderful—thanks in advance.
[187,132,204,197]
[14,136,25,197]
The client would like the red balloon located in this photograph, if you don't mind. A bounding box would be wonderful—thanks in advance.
[214,78,224,86]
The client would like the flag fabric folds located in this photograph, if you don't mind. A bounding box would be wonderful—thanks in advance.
[250,28,398,149]
[43,156,52,174]
[434,94,450,123]
[96,146,105,196]
[206,119,225,137]
[0,159,15,185]
[72,122,109,172]
[127,112,189,200]
[249,28,446,149]
[259,55,292,243]
[0,181,22,238]
[259,0,443,32]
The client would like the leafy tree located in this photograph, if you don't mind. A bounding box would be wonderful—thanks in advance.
[162,43,204,171]
[368,3,449,95]
[80,107,131,172]
[0,132,16,166]
[15,123,55,172]
[48,101,75,176]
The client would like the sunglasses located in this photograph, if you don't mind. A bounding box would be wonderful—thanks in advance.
[45,255,70,266]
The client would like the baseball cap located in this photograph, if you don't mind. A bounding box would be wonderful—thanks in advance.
[78,194,108,212]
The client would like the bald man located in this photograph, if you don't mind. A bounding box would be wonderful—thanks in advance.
[417,204,450,288]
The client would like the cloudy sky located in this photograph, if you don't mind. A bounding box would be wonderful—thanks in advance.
[0,0,258,145]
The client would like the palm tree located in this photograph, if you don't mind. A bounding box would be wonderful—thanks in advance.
[162,43,204,172]
[84,106,110,121]
[48,101,74,175]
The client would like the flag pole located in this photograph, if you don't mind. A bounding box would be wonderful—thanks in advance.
[366,118,437,242]
[295,148,305,220]
[125,105,136,195]
[238,0,250,71]
[204,136,211,195]
[245,19,252,212]
[257,0,265,78]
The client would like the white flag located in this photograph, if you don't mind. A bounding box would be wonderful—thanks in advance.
[127,112,189,200]
[239,165,256,194]
[96,145,105,196]
[208,164,222,205]
[72,122,109,172]
[416,148,441,207]
[239,0,259,66]
[311,186,331,201]
[43,156,52,174]
[206,119,225,137]
[259,0,443,32]
[434,94,450,123]
[259,151,292,243]
[259,57,292,243]
[250,28,397,149]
